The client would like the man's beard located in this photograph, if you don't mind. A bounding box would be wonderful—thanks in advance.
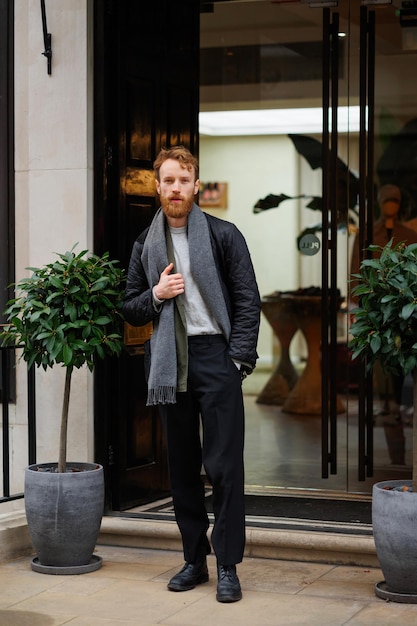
[160,194,194,219]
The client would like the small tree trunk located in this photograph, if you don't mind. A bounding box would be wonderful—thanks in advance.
[413,369,417,492]
[58,367,72,473]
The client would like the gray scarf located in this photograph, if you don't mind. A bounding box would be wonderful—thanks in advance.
[141,204,231,405]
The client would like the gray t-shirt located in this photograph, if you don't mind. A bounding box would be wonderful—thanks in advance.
[169,225,221,336]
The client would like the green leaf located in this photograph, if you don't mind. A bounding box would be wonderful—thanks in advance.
[369,334,381,353]
[401,302,417,320]
[63,344,73,366]
[90,278,109,292]
[94,316,112,325]
[350,345,366,361]
[64,304,78,322]
[49,275,63,289]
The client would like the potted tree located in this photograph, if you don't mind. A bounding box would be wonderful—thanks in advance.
[349,239,417,602]
[0,245,125,574]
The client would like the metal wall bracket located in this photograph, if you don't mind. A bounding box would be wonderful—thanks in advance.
[40,0,52,75]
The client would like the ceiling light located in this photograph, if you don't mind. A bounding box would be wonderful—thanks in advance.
[199,107,363,136]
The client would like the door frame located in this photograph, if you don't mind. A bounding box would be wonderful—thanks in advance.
[93,0,200,511]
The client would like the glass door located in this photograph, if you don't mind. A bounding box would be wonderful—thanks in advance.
[199,0,417,496]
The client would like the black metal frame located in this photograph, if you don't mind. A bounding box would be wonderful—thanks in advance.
[321,5,375,482]
[0,0,33,504]
[0,0,15,404]
[321,8,340,478]
[1,346,36,503]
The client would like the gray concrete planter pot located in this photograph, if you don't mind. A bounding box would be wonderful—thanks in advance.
[373,479,417,602]
[25,462,104,575]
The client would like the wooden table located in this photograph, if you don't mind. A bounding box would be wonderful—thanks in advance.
[257,293,345,415]
[256,294,299,405]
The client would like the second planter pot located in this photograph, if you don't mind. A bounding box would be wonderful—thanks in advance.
[373,479,417,601]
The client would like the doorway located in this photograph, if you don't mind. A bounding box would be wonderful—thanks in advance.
[96,0,417,513]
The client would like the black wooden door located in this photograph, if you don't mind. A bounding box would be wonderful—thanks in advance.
[94,0,200,510]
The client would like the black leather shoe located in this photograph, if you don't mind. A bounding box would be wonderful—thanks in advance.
[167,558,209,591]
[216,564,242,603]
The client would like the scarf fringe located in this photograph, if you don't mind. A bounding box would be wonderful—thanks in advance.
[147,386,177,406]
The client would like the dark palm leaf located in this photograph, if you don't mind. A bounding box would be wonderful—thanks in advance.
[305,196,323,212]
[288,134,360,212]
[254,193,295,212]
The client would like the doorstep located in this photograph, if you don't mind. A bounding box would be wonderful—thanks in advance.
[0,509,33,562]
[97,515,379,568]
[0,510,378,568]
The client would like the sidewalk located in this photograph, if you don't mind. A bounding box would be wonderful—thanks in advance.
[1,545,417,625]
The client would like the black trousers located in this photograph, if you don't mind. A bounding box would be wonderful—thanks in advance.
[159,334,245,566]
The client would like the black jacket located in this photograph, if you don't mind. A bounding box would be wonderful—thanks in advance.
[123,212,261,372]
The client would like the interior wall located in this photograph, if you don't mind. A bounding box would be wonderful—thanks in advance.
[200,131,360,368]
[200,134,305,368]
[11,0,94,488]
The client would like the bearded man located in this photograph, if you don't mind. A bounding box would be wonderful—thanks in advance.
[123,145,261,603]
